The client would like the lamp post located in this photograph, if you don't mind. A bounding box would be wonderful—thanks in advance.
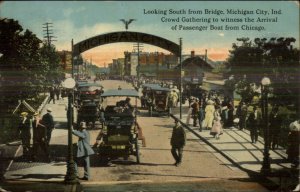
[62,78,78,183]
[179,38,182,119]
[260,76,271,175]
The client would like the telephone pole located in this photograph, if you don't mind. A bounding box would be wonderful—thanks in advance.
[133,43,143,88]
[43,22,57,47]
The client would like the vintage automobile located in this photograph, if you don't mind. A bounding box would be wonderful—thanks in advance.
[141,83,161,109]
[147,86,171,117]
[95,89,141,164]
[76,82,104,129]
[76,82,103,105]
[77,100,99,129]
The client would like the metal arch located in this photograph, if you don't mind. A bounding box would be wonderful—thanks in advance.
[73,31,180,56]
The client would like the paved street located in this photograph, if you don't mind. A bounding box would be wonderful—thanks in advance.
[0,80,293,191]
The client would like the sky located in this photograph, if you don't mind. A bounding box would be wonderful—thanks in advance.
[0,1,299,67]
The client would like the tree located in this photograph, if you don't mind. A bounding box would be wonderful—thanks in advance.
[226,37,299,109]
[0,18,63,113]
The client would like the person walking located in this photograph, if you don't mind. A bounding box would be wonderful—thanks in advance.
[227,104,234,128]
[170,119,186,167]
[202,100,215,130]
[54,85,60,100]
[186,97,194,125]
[247,106,260,143]
[210,107,223,139]
[221,105,228,128]
[48,86,55,104]
[198,102,205,132]
[32,113,50,162]
[72,122,95,180]
[269,105,282,150]
[18,112,31,161]
[42,108,55,146]
[239,102,248,130]
[191,98,200,127]
[287,119,300,168]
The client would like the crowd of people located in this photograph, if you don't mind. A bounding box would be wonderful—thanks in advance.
[15,76,299,183]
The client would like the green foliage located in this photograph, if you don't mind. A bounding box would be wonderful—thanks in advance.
[227,37,299,109]
[0,18,63,112]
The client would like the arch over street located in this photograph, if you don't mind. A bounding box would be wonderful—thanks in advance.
[73,31,180,56]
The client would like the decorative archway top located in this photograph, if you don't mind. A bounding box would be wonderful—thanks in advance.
[73,31,180,56]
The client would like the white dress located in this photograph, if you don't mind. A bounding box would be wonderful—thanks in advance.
[186,107,192,125]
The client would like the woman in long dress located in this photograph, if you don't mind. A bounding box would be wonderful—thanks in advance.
[210,109,223,139]
[186,97,194,125]
[202,100,215,130]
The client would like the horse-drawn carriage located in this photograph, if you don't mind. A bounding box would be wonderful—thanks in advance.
[94,89,141,164]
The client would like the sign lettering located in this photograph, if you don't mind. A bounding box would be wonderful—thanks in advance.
[73,31,180,56]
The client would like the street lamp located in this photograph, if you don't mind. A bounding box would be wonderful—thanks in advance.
[260,76,271,175]
[179,38,182,119]
[62,77,78,183]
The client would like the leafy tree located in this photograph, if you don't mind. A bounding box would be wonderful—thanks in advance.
[0,18,63,113]
[226,37,299,109]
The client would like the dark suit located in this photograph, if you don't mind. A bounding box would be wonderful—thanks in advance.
[42,112,54,145]
[32,118,49,161]
[18,117,31,159]
[269,112,282,149]
[170,123,186,165]
[247,110,260,143]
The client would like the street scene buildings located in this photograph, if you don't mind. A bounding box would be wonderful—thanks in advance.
[0,1,299,192]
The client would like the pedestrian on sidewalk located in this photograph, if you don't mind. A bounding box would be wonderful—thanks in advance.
[186,97,194,125]
[42,108,55,146]
[72,122,95,180]
[221,105,228,128]
[203,100,215,130]
[48,86,55,104]
[287,119,300,168]
[227,104,234,128]
[238,102,248,130]
[54,85,61,101]
[210,106,223,139]
[18,112,31,161]
[198,102,205,132]
[247,106,260,143]
[32,113,50,162]
[269,105,282,150]
[170,119,186,167]
[191,98,200,127]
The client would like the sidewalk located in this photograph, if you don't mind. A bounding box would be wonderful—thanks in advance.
[172,111,300,190]
[173,112,290,173]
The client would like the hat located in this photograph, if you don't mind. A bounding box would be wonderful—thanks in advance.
[20,112,28,116]
[47,108,52,112]
[33,112,39,116]
[80,122,87,129]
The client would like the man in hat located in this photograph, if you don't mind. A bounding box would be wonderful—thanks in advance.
[269,105,282,149]
[18,112,31,160]
[72,121,95,180]
[191,98,200,127]
[42,108,55,146]
[32,113,50,162]
[247,106,261,143]
[170,119,186,166]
